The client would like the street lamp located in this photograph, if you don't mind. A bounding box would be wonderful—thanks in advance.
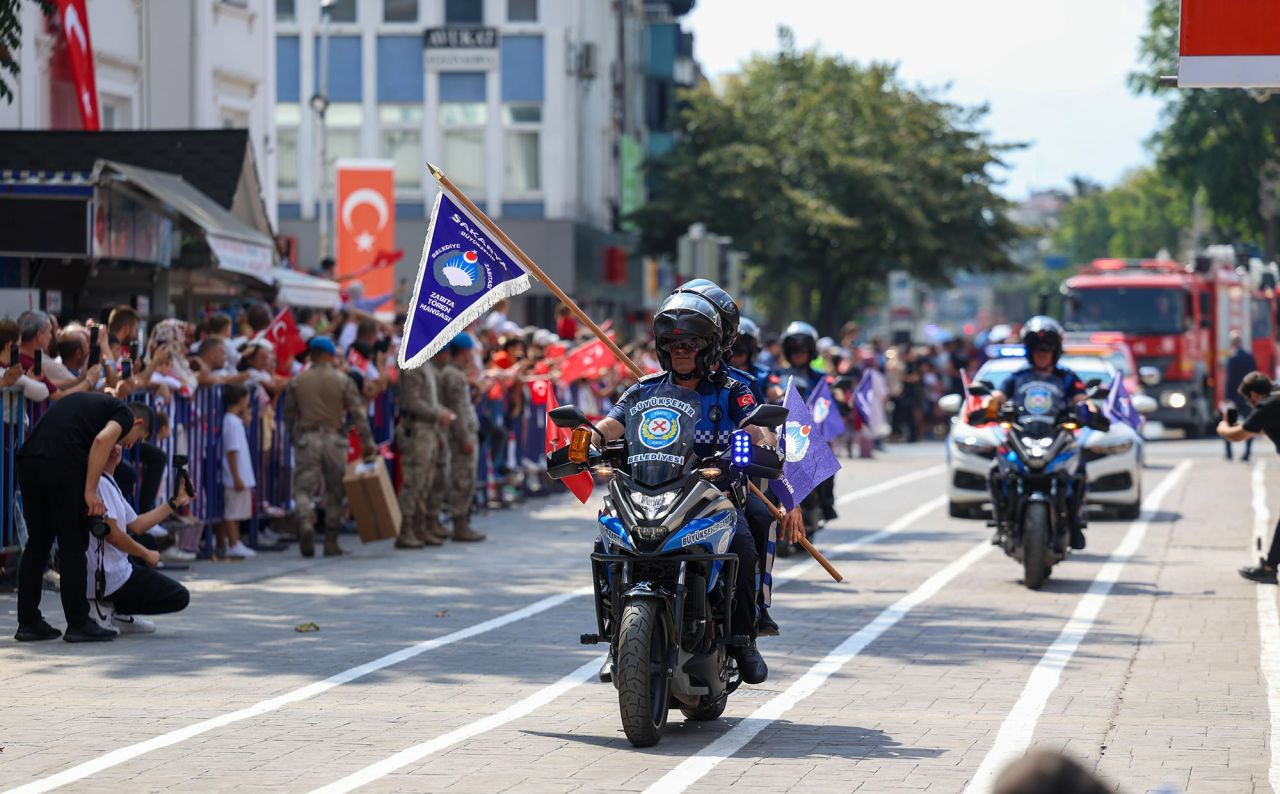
[313,0,335,260]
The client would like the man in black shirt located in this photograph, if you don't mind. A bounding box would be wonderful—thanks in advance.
[1219,371,1280,583]
[14,392,153,642]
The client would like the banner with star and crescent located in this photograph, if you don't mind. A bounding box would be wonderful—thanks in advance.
[336,160,397,317]
[398,184,532,369]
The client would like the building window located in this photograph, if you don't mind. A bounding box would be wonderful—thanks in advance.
[276,0,295,21]
[504,103,540,195]
[322,0,356,23]
[101,97,132,130]
[383,0,417,22]
[380,105,423,189]
[445,0,482,24]
[443,131,485,194]
[508,0,536,22]
[324,102,364,164]
[221,107,250,129]
[276,103,301,189]
[439,71,486,194]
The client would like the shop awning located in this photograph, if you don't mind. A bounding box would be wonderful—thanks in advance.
[273,267,340,309]
[95,160,275,283]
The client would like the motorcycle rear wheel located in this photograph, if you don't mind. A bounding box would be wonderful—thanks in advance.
[1023,502,1050,590]
[617,600,670,747]
[680,692,728,722]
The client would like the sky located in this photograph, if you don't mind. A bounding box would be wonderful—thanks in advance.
[684,0,1167,200]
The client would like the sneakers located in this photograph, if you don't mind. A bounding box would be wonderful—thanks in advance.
[112,614,156,634]
[226,541,257,559]
[258,527,285,545]
[88,600,120,635]
[14,618,61,642]
[1240,564,1279,584]
[162,547,197,563]
[64,621,116,643]
[1069,526,1087,551]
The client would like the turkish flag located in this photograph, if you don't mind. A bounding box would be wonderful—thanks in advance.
[336,161,395,315]
[559,337,614,383]
[529,378,551,406]
[545,387,593,503]
[262,307,305,376]
[55,0,100,131]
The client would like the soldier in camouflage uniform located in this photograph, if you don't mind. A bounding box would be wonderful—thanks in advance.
[435,333,485,542]
[394,361,454,548]
[284,336,375,557]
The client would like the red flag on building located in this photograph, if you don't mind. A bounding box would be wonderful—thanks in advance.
[262,307,306,376]
[558,337,613,383]
[545,386,593,504]
[55,0,100,130]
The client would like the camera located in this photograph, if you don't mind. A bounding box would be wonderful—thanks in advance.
[88,325,101,367]
[1227,406,1240,425]
[87,516,110,539]
[172,454,195,498]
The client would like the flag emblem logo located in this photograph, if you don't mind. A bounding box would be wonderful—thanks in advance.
[782,421,812,462]
[812,396,831,424]
[434,249,483,295]
[639,408,681,449]
[1025,385,1053,415]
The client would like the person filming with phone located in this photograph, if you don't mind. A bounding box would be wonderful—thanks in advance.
[1219,371,1280,583]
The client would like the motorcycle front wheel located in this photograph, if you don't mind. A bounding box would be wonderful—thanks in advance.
[1022,502,1050,590]
[617,599,671,747]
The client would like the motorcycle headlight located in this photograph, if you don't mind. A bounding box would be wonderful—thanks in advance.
[1088,440,1133,456]
[956,436,996,456]
[633,524,669,541]
[629,491,680,521]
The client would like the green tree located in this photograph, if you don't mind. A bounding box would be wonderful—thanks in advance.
[630,31,1025,332]
[0,0,53,104]
[1052,167,1191,262]
[1131,0,1280,252]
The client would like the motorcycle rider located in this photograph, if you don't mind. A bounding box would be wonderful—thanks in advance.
[986,316,1098,551]
[730,318,772,403]
[773,322,839,523]
[675,280,780,636]
[591,291,772,684]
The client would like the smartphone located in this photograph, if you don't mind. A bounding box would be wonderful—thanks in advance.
[1227,406,1240,425]
[88,326,101,366]
[33,349,41,377]
[8,344,18,368]
[121,358,132,379]
[129,341,140,364]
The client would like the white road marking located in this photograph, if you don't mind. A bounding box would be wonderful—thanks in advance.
[310,655,606,794]
[963,459,1192,793]
[5,586,593,794]
[1251,459,1280,794]
[11,466,944,792]
[836,464,945,505]
[773,496,946,585]
[644,541,994,793]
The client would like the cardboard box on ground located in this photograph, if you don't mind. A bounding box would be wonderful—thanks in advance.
[343,461,401,543]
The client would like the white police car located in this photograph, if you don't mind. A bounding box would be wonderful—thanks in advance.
[940,351,1155,520]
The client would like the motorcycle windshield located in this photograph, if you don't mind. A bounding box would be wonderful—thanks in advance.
[1018,388,1061,436]
[623,382,702,487]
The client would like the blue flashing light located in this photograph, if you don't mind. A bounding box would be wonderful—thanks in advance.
[731,429,752,469]
[984,344,1026,359]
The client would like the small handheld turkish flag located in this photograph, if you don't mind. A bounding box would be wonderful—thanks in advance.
[545,386,593,503]
[261,307,306,376]
[559,338,613,383]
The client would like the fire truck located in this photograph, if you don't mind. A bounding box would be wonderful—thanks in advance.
[1062,253,1277,436]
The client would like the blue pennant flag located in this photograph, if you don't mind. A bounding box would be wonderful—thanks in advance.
[807,376,847,440]
[770,379,843,511]
[852,370,875,425]
[1103,372,1141,430]
[399,187,532,369]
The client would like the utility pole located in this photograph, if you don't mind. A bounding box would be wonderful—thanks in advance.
[311,1,334,261]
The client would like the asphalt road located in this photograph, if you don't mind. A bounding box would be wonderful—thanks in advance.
[0,438,1275,793]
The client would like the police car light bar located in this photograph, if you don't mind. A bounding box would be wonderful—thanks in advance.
[731,429,752,469]
[983,344,1025,359]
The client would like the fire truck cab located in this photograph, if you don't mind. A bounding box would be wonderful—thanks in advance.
[1062,253,1275,436]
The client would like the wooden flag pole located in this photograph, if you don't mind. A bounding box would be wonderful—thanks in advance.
[747,481,844,582]
[428,163,842,583]
[427,163,642,380]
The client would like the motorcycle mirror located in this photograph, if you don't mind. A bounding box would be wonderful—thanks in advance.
[1138,366,1161,387]
[967,383,991,397]
[549,405,591,429]
[1085,378,1103,389]
[1131,394,1157,415]
[740,404,788,428]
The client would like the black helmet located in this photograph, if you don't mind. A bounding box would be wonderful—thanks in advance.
[733,317,761,363]
[674,278,740,358]
[782,321,819,363]
[1021,316,1064,365]
[653,292,723,378]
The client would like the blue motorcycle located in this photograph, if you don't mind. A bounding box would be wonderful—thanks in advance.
[547,383,785,747]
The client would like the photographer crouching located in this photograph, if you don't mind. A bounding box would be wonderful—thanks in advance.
[13,392,153,642]
[1218,371,1280,584]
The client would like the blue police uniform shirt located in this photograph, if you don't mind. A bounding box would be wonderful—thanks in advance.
[773,365,827,400]
[726,364,766,403]
[608,372,757,459]
[998,365,1086,416]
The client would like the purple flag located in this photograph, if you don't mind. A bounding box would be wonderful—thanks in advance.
[807,377,846,440]
[853,371,875,424]
[1103,372,1141,430]
[399,187,532,369]
[770,380,843,510]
